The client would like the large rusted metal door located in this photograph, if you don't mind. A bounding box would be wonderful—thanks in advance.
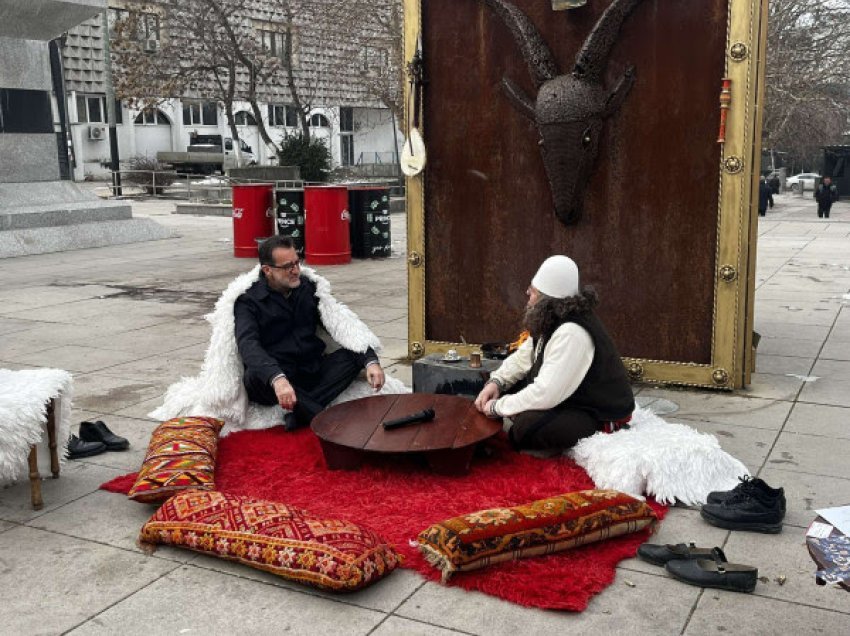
[406,0,766,389]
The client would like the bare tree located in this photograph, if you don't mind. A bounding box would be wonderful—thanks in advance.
[763,0,850,170]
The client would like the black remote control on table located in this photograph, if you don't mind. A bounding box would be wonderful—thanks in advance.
[382,408,436,430]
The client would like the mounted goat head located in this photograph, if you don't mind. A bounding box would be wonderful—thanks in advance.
[481,0,643,225]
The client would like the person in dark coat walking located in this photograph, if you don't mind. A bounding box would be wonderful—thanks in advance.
[758,177,774,217]
[814,176,838,218]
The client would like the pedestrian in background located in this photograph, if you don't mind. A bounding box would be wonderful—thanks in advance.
[814,176,838,219]
[758,177,774,217]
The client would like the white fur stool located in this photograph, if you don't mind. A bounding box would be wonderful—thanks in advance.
[0,369,73,509]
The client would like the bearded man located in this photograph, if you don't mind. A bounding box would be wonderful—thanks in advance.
[474,256,634,452]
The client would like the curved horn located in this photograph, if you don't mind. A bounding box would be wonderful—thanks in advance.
[574,0,643,82]
[482,0,559,87]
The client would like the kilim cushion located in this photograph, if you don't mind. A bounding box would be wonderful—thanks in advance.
[140,490,402,591]
[128,416,224,503]
[416,489,657,580]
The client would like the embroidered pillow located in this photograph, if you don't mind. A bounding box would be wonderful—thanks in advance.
[417,489,657,580]
[140,490,401,591]
[128,416,224,503]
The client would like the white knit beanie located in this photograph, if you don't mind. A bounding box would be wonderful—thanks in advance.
[531,255,580,299]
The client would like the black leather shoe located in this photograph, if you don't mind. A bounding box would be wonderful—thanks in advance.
[701,487,785,533]
[637,543,725,567]
[66,435,107,459]
[707,476,786,510]
[282,412,306,432]
[665,549,757,593]
[79,421,129,451]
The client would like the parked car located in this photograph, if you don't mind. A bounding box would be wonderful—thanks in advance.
[785,172,820,192]
[157,134,256,175]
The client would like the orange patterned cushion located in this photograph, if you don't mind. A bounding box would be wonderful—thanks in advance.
[417,489,657,580]
[140,490,401,591]
[128,416,224,503]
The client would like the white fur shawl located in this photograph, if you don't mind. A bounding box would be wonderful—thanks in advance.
[569,407,750,505]
[0,368,73,481]
[149,265,408,435]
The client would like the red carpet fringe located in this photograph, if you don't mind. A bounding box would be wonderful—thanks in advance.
[101,428,666,611]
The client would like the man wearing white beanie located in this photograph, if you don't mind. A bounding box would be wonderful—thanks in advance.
[474,255,634,453]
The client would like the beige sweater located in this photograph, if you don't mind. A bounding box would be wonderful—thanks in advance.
[491,322,595,417]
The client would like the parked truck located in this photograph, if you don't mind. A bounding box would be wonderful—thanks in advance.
[157,133,256,175]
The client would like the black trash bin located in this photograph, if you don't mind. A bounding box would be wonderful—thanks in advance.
[348,186,391,258]
[275,188,305,258]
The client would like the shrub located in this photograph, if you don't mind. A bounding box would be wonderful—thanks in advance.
[277,134,331,182]
[123,155,176,195]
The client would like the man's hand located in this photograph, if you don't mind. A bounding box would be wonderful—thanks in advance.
[366,363,385,391]
[484,399,502,419]
[273,376,297,411]
[474,382,500,412]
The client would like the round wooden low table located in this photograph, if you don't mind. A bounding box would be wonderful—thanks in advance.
[311,393,502,475]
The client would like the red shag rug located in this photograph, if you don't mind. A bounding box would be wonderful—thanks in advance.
[102,428,665,611]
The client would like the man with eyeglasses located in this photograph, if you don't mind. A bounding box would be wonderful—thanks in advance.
[235,236,385,430]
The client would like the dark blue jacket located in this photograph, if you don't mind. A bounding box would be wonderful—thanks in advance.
[758,182,774,211]
[234,275,377,385]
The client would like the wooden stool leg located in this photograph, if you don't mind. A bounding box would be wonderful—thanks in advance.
[46,398,60,479]
[28,446,43,510]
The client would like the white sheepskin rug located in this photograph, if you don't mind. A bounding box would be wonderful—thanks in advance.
[569,407,750,505]
[149,265,409,435]
[0,368,73,481]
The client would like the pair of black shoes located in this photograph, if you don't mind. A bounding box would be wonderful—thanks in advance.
[702,476,786,534]
[637,543,757,593]
[67,421,129,459]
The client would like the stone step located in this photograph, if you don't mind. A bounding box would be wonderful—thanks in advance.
[0,218,173,259]
[0,199,132,230]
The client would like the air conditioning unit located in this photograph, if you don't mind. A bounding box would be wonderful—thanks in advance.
[143,38,159,53]
[88,125,106,141]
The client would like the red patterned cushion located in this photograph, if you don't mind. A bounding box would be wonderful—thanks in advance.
[140,490,401,591]
[417,489,657,580]
[128,416,224,503]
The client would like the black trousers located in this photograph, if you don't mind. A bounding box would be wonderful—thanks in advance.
[818,206,831,218]
[243,349,364,426]
[508,404,600,452]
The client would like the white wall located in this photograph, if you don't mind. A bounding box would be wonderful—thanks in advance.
[68,97,399,180]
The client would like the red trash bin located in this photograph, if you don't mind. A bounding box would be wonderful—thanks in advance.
[304,185,351,265]
[232,183,275,258]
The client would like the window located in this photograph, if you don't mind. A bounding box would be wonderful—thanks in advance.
[268,104,299,127]
[134,108,169,125]
[0,89,53,134]
[341,135,354,167]
[76,94,105,123]
[309,113,330,128]
[340,107,354,133]
[259,28,294,64]
[183,101,218,126]
[109,8,160,40]
[234,111,257,126]
[363,46,389,74]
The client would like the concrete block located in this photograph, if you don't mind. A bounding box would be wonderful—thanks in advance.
[0,526,177,635]
[174,202,232,217]
[0,218,173,258]
[767,431,850,479]
[799,359,850,406]
[413,353,503,396]
[0,133,61,182]
[396,569,700,635]
[228,165,301,181]
[0,37,50,89]
[68,565,385,636]
[684,588,849,635]
[0,0,105,41]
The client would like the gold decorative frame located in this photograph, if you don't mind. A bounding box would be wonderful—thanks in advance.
[404,0,768,390]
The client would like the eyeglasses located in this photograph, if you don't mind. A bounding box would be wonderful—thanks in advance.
[267,258,301,273]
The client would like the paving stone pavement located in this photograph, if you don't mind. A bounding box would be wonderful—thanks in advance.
[1,192,849,634]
